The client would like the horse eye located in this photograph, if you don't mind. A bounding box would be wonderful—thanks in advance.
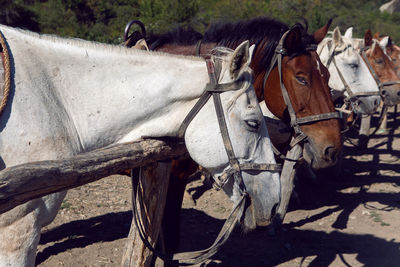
[374,58,384,64]
[349,63,358,69]
[296,76,308,86]
[393,58,397,62]
[244,119,261,131]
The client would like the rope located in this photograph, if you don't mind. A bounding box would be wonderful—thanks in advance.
[0,29,11,117]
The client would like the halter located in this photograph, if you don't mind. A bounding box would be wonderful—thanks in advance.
[325,41,380,111]
[262,30,340,148]
[132,58,282,266]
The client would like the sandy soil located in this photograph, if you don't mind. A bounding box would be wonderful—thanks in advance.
[36,111,400,267]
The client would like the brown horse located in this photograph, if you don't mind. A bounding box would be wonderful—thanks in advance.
[360,30,400,106]
[127,17,342,261]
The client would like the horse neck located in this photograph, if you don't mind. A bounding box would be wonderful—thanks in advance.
[2,26,210,151]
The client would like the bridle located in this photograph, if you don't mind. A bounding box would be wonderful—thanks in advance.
[262,29,340,150]
[132,57,282,266]
[325,41,380,112]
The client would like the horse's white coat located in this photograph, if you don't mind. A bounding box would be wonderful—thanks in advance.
[318,27,380,114]
[0,25,279,266]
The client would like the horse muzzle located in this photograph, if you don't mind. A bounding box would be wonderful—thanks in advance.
[303,141,340,170]
[381,86,400,106]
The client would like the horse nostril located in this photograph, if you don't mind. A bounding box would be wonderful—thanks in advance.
[324,146,336,162]
[374,99,379,107]
[397,91,400,96]
[382,90,387,96]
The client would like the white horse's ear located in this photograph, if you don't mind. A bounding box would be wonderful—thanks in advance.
[249,44,256,60]
[332,26,342,46]
[344,27,353,39]
[230,40,250,79]
[379,36,389,48]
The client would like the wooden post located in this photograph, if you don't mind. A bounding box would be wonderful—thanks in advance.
[121,162,171,267]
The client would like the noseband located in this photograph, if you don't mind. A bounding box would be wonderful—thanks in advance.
[325,41,380,111]
[132,58,282,266]
[263,30,340,148]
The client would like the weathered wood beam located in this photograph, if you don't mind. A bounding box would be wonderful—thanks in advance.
[122,163,171,267]
[0,139,187,214]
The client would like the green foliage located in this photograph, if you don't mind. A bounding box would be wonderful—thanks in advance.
[2,0,400,43]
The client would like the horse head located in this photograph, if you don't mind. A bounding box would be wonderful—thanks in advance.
[260,20,342,170]
[375,33,400,77]
[184,41,280,230]
[318,27,380,115]
[362,29,400,106]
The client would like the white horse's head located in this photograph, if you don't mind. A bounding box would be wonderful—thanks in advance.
[318,27,380,114]
[184,41,280,230]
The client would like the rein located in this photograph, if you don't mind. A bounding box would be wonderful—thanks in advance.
[131,58,282,266]
[262,30,340,152]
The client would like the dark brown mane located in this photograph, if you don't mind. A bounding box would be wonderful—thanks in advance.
[146,26,202,50]
[203,17,316,69]
[145,17,318,70]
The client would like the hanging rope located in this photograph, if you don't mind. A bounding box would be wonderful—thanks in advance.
[0,29,11,117]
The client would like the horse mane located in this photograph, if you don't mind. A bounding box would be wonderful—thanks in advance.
[146,26,203,50]
[145,17,318,69]
[203,17,316,69]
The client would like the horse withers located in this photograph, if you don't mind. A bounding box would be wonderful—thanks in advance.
[0,25,280,266]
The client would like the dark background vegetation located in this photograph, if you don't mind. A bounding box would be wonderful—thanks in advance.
[0,0,398,43]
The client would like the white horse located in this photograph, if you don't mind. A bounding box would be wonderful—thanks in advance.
[0,25,280,266]
[317,27,381,115]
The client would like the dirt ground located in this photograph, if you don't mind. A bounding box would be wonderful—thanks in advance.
[37,111,400,267]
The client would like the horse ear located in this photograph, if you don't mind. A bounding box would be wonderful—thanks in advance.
[373,32,380,39]
[249,44,256,60]
[364,29,373,47]
[230,40,250,79]
[379,36,389,48]
[344,27,353,39]
[313,18,332,44]
[332,26,342,46]
[283,26,302,54]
